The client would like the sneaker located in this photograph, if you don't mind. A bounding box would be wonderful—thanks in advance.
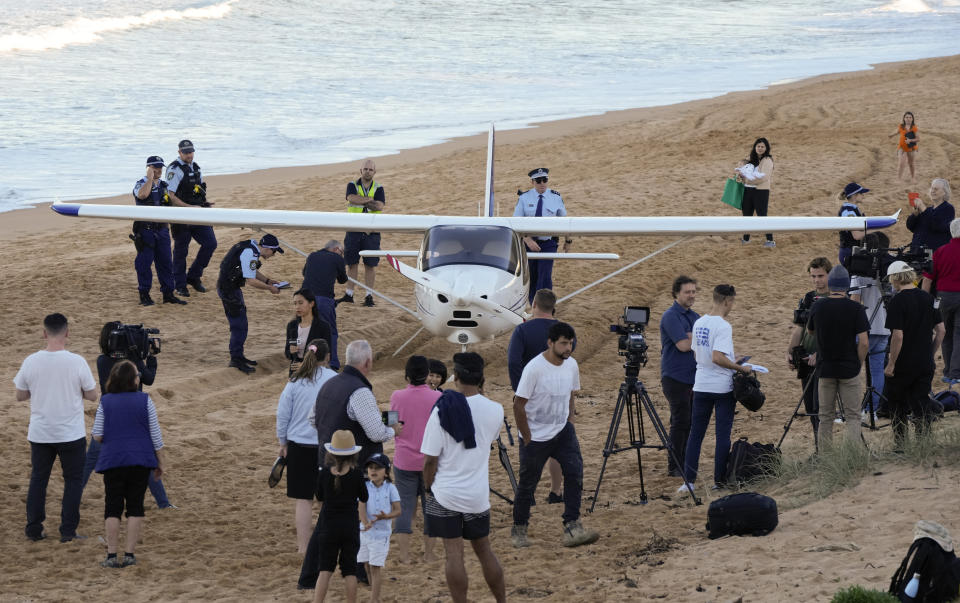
[175,286,191,297]
[187,278,206,293]
[159,503,178,510]
[363,295,375,307]
[26,532,46,542]
[121,554,137,567]
[139,291,155,307]
[676,482,695,496]
[834,417,845,424]
[337,293,354,305]
[60,533,87,543]
[763,240,776,248]
[562,520,599,548]
[239,356,258,366]
[100,556,121,568]
[547,492,564,504]
[740,238,750,245]
[162,292,187,305]
[511,524,531,548]
[229,359,256,374]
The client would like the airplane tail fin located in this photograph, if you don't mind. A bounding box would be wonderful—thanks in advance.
[481,123,495,217]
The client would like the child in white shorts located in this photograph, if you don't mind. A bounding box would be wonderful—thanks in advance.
[358,453,401,603]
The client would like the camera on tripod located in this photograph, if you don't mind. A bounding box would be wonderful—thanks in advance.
[610,306,650,366]
[106,324,161,360]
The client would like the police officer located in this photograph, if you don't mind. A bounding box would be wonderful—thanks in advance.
[338,159,385,308]
[514,168,572,304]
[132,156,190,306]
[217,233,284,373]
[166,139,218,297]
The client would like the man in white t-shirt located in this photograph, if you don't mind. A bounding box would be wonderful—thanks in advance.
[511,322,599,549]
[421,352,506,603]
[679,285,752,493]
[14,313,98,542]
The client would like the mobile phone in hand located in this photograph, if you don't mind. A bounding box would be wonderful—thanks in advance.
[381,410,399,426]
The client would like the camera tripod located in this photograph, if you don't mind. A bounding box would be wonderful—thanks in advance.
[489,418,519,505]
[590,362,701,511]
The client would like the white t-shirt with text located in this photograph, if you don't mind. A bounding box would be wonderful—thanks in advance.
[420,393,504,514]
[515,353,580,442]
[14,350,96,443]
[692,314,736,394]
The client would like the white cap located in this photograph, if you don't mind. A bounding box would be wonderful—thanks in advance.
[886,260,913,276]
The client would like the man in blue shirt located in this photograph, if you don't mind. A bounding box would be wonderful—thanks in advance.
[302,240,348,370]
[659,276,699,477]
[514,168,572,304]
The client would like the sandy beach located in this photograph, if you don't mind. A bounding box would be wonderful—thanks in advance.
[3,54,960,602]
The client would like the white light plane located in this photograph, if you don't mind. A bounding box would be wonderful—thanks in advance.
[52,125,898,347]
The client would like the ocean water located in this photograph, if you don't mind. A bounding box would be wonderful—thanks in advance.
[1,0,958,211]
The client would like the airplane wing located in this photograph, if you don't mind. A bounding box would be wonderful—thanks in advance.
[361,250,619,260]
[385,254,524,326]
[51,203,899,236]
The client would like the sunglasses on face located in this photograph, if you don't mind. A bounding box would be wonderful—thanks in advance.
[534,177,548,184]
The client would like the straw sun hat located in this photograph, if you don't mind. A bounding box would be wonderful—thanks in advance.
[324,430,363,456]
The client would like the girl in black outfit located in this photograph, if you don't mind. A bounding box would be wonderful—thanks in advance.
[285,288,332,376]
[311,430,368,603]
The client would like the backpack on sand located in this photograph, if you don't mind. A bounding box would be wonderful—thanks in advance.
[889,535,960,602]
[705,492,778,540]
[725,437,780,486]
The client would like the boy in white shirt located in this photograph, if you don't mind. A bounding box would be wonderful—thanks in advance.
[358,453,401,603]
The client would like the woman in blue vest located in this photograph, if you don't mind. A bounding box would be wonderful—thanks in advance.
[92,360,167,569]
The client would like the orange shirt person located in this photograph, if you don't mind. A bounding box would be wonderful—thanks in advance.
[891,111,919,184]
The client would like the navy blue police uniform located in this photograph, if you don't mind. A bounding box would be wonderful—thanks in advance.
[166,140,217,294]
[344,178,385,267]
[513,168,568,303]
[217,235,284,372]
[302,247,348,370]
[132,156,183,306]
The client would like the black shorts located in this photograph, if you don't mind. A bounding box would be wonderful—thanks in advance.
[344,232,381,266]
[286,441,320,500]
[423,493,490,540]
[102,465,152,519]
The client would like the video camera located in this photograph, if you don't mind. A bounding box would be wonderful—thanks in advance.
[610,306,650,366]
[845,243,931,280]
[106,324,161,360]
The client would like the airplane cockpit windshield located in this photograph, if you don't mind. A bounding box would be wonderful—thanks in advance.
[420,225,519,274]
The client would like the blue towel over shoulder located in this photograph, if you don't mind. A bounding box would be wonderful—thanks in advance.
[434,390,476,449]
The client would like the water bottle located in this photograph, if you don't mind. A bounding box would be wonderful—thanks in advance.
[904,572,920,598]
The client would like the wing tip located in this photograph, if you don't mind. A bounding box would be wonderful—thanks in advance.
[51,203,81,216]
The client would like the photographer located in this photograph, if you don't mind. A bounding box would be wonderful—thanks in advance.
[807,266,869,447]
[884,261,944,449]
[786,258,831,442]
[849,233,891,418]
[659,276,699,477]
[80,322,175,509]
[922,218,960,383]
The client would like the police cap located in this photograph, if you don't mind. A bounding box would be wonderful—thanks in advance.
[528,167,549,180]
[146,156,165,167]
[259,233,285,254]
[178,140,195,153]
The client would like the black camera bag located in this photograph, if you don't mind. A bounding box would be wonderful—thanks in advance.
[705,492,778,539]
[725,437,780,486]
[733,371,765,411]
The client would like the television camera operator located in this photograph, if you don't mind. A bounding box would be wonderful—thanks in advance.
[922,218,960,383]
[80,322,176,509]
[883,261,944,449]
[786,257,831,443]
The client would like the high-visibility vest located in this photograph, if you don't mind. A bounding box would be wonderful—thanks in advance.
[347,179,382,214]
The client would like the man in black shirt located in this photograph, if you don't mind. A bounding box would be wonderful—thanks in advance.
[883,261,945,448]
[807,265,869,448]
[302,240,348,370]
